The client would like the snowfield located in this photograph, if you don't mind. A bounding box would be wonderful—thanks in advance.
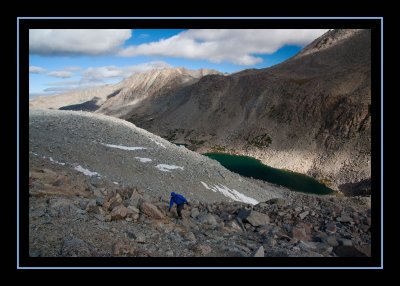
[156,164,184,172]
[200,181,258,205]
[101,143,147,151]
[135,157,152,163]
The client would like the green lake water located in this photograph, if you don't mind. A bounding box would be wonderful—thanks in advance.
[204,153,334,195]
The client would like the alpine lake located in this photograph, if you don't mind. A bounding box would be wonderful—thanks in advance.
[204,153,334,195]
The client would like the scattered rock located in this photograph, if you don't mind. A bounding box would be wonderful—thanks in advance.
[195,244,212,256]
[135,233,146,243]
[252,246,265,257]
[62,236,92,257]
[325,222,337,234]
[298,211,309,220]
[337,216,352,223]
[266,198,285,206]
[113,242,136,256]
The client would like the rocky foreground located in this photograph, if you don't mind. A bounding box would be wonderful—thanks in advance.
[29,159,371,257]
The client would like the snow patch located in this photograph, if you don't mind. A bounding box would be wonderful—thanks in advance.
[49,157,66,165]
[200,181,216,192]
[200,182,258,205]
[102,143,147,151]
[74,165,101,177]
[35,152,66,166]
[135,157,152,163]
[156,164,184,172]
[149,138,166,148]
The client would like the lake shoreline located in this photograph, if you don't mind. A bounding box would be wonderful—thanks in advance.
[204,152,335,195]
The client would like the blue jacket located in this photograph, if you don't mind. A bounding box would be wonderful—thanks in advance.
[169,192,188,208]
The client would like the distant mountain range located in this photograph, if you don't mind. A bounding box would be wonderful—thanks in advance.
[30,29,371,195]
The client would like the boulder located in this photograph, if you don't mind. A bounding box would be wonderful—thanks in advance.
[184,232,196,242]
[338,238,353,247]
[264,237,277,247]
[190,208,200,218]
[127,205,140,214]
[266,198,286,206]
[139,201,164,219]
[225,219,244,232]
[85,199,99,213]
[110,205,133,220]
[237,209,251,220]
[197,213,218,226]
[245,211,270,227]
[298,211,309,220]
[252,246,265,257]
[291,226,309,241]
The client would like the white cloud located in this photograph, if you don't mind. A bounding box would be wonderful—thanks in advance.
[29,66,46,73]
[39,61,172,95]
[119,29,329,65]
[43,82,104,94]
[48,71,73,78]
[43,86,74,93]
[82,61,171,82]
[29,29,132,55]
[64,66,82,71]
[45,80,81,86]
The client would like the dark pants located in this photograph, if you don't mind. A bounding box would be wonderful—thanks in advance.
[177,204,184,218]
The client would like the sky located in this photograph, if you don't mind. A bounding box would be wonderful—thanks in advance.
[29,29,329,98]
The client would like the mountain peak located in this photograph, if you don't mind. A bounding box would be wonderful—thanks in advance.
[292,29,365,60]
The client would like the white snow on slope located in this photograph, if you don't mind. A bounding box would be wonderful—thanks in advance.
[32,152,66,166]
[102,143,147,151]
[135,157,152,163]
[201,181,216,192]
[74,165,101,177]
[149,138,166,148]
[156,164,184,172]
[200,181,258,205]
[49,156,66,165]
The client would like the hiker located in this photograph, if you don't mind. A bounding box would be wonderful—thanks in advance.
[169,192,190,219]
